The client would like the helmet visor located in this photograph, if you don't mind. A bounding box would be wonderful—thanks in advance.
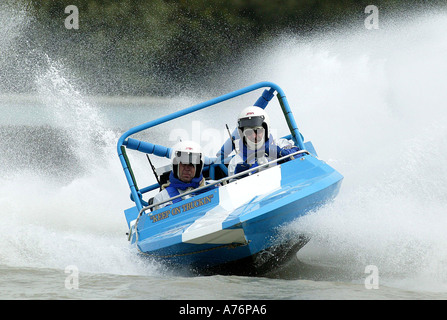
[238,115,264,129]
[173,151,202,165]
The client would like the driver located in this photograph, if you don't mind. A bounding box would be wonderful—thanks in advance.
[153,140,206,209]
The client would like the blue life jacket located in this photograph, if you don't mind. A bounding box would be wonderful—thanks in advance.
[239,135,281,164]
[164,172,205,203]
[236,136,301,174]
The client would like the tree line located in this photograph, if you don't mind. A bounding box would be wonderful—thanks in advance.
[16,0,446,96]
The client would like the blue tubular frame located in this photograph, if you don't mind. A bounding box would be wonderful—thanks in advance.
[117,81,305,212]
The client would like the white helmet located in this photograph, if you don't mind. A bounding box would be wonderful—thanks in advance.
[171,140,204,179]
[237,106,270,150]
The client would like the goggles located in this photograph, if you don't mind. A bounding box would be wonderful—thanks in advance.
[243,126,265,138]
[173,151,202,165]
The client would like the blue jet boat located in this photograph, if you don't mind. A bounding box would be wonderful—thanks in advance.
[117,81,343,275]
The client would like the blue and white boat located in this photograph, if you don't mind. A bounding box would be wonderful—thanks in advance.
[117,81,343,274]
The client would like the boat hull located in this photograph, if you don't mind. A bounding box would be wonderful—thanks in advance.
[127,154,343,274]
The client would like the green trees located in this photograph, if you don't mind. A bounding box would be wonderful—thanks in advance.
[21,0,444,96]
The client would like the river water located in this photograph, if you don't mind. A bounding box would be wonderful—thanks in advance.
[1,3,447,300]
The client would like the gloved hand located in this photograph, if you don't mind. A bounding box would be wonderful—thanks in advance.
[278,146,306,164]
[279,146,300,157]
[234,162,251,174]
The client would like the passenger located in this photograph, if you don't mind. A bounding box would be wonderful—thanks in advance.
[153,140,206,209]
[228,106,302,177]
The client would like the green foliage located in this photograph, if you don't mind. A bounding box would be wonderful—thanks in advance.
[23,0,446,96]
